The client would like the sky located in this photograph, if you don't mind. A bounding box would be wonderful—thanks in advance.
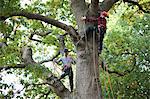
[0,70,24,98]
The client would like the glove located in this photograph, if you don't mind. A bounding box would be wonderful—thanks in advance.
[53,59,57,63]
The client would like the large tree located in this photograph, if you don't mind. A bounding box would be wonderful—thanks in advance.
[0,0,149,99]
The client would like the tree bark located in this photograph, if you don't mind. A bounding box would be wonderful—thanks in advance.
[75,33,102,99]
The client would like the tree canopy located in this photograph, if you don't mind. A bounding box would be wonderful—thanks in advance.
[0,0,150,99]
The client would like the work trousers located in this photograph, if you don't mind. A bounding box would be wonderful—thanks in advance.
[98,27,106,53]
[60,67,73,92]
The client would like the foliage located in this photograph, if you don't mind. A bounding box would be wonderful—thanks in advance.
[0,0,20,15]
[100,2,150,98]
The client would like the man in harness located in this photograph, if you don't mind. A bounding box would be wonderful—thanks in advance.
[98,11,108,53]
[81,11,109,53]
[54,48,75,92]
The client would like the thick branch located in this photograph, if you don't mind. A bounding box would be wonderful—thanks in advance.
[0,11,79,43]
[0,64,26,71]
[107,68,134,76]
[68,26,80,44]
[0,12,70,31]
[101,52,136,76]
[21,47,35,64]
[100,0,119,11]
[33,30,52,36]
[46,75,71,98]
[39,51,60,64]
[1,45,71,98]
[123,0,150,13]
[101,62,135,76]
[21,46,71,98]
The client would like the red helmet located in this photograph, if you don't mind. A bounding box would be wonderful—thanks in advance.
[101,11,109,17]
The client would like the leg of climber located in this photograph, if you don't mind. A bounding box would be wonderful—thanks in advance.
[98,27,106,53]
[59,67,70,80]
[69,67,73,92]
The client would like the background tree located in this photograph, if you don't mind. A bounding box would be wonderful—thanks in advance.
[100,3,150,98]
[0,0,149,99]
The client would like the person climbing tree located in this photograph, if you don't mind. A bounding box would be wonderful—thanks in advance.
[81,11,109,53]
[97,11,109,53]
[53,48,75,92]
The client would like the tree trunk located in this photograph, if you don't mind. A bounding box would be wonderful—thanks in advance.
[75,30,102,99]
[70,1,103,98]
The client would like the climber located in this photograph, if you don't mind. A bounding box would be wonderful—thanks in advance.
[53,48,75,92]
[81,11,108,53]
[97,11,109,53]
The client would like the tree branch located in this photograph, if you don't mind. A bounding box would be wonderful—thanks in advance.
[67,26,80,44]
[0,11,79,44]
[39,33,69,64]
[13,24,20,36]
[0,42,7,48]
[46,75,71,98]
[0,64,26,71]
[30,38,42,43]
[29,33,42,43]
[20,46,71,98]
[101,62,135,76]
[107,68,134,76]
[0,12,70,31]
[123,0,150,13]
[33,30,52,36]
[1,46,71,97]
[39,51,60,64]
[101,52,136,76]
[21,47,36,64]
[100,0,119,11]
[29,30,53,43]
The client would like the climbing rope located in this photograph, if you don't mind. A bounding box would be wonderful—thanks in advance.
[92,27,101,99]
[105,63,115,99]
[99,62,111,99]
[83,23,89,53]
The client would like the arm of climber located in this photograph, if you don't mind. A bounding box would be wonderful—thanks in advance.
[53,58,62,64]
[81,16,97,22]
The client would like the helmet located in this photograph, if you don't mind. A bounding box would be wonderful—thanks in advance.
[101,11,109,17]
[64,48,69,53]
